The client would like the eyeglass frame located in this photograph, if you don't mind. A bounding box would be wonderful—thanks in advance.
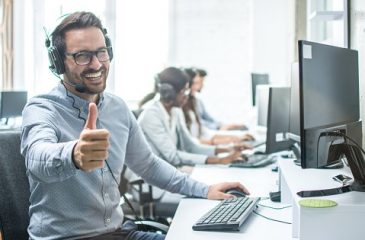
[65,47,111,66]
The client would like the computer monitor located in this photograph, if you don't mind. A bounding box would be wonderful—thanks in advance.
[289,40,361,169]
[0,91,28,119]
[287,63,300,142]
[265,87,292,154]
[256,85,269,127]
[251,73,269,106]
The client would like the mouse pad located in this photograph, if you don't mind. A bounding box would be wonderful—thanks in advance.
[299,199,337,208]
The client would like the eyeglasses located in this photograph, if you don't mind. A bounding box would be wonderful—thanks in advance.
[65,47,111,66]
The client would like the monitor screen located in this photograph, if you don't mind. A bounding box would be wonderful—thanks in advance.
[300,41,359,130]
[296,41,360,168]
[251,73,269,106]
[0,91,28,119]
[266,87,292,154]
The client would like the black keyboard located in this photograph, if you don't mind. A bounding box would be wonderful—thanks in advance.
[230,155,277,168]
[192,196,260,231]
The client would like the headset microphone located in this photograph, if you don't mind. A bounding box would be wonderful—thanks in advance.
[63,80,87,93]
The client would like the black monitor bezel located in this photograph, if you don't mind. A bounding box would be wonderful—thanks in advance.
[0,91,28,119]
[265,86,292,154]
[297,40,360,168]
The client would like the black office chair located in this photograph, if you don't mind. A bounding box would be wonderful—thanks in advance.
[0,130,29,240]
[131,109,143,119]
[0,130,169,239]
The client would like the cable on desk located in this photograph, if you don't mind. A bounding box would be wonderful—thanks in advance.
[257,203,292,210]
[258,197,292,209]
[253,209,292,225]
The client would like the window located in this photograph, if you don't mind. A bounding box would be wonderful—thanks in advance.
[114,0,169,108]
[307,0,349,47]
[14,0,168,110]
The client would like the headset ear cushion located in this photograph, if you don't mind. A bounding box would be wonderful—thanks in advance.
[48,46,65,75]
[159,83,177,102]
[105,35,113,61]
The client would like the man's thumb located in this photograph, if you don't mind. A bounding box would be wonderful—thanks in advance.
[84,103,98,129]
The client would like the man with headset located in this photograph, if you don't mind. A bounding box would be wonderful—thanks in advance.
[20,12,249,240]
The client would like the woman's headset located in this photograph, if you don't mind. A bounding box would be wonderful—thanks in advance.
[155,74,177,102]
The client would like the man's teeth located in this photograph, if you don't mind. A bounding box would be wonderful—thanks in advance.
[84,71,102,78]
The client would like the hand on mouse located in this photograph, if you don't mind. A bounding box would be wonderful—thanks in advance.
[207,182,250,200]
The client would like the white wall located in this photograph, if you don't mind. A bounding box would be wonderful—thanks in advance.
[169,0,253,124]
[252,0,294,86]
[114,0,169,106]
[169,0,294,126]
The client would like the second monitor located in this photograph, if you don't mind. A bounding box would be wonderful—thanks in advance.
[289,41,361,169]
[256,85,292,154]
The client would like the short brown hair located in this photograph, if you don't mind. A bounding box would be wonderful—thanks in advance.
[51,12,104,57]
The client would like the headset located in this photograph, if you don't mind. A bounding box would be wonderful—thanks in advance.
[45,27,113,76]
[155,74,177,103]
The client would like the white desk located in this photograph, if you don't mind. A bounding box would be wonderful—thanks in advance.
[166,164,294,240]
[279,159,365,240]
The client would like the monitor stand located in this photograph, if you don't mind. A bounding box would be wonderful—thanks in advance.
[297,143,365,197]
[320,160,344,169]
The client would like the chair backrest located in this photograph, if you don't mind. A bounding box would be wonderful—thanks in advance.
[131,109,143,119]
[0,130,30,240]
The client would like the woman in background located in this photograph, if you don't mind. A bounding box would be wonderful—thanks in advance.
[182,68,253,145]
[138,67,250,167]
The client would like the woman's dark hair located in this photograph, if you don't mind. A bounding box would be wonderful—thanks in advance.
[51,12,104,57]
[196,68,207,77]
[183,68,197,87]
[138,67,189,107]
[182,94,202,137]
[181,68,200,135]
[158,67,189,93]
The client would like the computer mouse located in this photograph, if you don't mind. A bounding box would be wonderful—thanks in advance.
[269,191,281,202]
[225,188,247,198]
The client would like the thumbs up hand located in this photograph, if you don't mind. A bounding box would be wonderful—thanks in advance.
[72,103,110,171]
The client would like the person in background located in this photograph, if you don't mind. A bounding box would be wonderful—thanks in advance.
[138,67,251,167]
[194,68,248,131]
[21,12,249,240]
[182,68,253,145]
